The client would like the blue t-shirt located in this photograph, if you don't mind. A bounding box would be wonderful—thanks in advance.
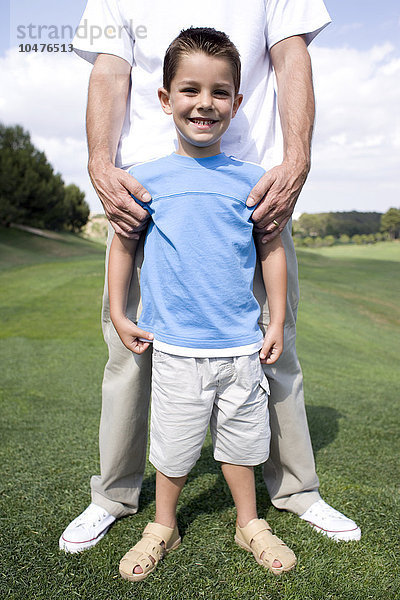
[130,152,265,355]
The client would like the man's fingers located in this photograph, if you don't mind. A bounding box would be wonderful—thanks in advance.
[104,185,149,220]
[258,216,290,243]
[260,228,280,244]
[110,221,139,238]
[255,208,290,229]
[254,215,290,244]
[119,170,152,203]
[252,198,290,226]
[246,171,276,207]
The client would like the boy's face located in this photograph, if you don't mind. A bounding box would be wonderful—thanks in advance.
[158,52,242,157]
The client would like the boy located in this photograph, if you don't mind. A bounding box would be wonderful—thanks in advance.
[108,27,296,581]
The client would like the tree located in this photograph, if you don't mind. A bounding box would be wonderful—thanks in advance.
[324,235,335,246]
[381,208,400,239]
[295,211,383,239]
[297,213,328,237]
[64,184,90,232]
[339,233,350,244]
[0,123,89,231]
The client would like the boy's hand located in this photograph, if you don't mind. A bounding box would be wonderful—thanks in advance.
[259,322,284,364]
[113,316,153,354]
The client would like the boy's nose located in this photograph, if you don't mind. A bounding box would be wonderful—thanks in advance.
[197,92,213,109]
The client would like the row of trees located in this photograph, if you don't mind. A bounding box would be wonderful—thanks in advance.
[294,231,393,248]
[0,124,89,232]
[294,209,400,242]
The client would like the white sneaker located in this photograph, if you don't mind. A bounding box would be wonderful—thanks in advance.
[59,503,116,553]
[299,499,361,542]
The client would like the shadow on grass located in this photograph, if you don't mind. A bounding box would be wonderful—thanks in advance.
[137,405,341,536]
[306,404,342,453]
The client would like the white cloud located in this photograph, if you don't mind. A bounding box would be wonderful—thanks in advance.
[298,43,400,214]
[0,48,101,211]
[0,43,399,215]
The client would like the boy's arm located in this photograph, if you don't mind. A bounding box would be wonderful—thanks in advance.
[108,233,153,354]
[254,233,287,364]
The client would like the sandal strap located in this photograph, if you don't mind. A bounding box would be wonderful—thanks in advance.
[238,518,272,543]
[119,522,180,577]
[130,535,166,561]
[120,547,156,574]
[142,522,177,548]
[237,518,296,569]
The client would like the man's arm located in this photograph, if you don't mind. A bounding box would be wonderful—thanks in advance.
[255,234,287,364]
[247,35,314,241]
[108,233,153,353]
[87,54,151,237]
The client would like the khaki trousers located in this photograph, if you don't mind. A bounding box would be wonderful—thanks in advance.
[91,221,320,518]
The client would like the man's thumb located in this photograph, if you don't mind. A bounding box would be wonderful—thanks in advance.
[122,171,152,203]
[246,172,274,207]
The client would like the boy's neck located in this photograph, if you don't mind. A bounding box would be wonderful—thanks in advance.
[176,136,222,159]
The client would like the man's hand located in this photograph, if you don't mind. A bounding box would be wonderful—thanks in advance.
[113,316,153,354]
[259,322,284,364]
[86,53,151,239]
[247,159,309,243]
[88,157,151,238]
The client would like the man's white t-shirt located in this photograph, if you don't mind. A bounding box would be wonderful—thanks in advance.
[73,0,330,169]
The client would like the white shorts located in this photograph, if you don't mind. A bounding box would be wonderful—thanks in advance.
[149,350,270,477]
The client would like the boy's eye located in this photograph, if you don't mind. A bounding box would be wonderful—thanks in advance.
[214,90,230,97]
[181,88,198,95]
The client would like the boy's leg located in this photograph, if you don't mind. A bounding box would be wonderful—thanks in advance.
[220,464,258,527]
[121,353,213,580]
[221,463,282,569]
[129,470,187,576]
[221,463,296,573]
[155,471,187,528]
[212,357,290,571]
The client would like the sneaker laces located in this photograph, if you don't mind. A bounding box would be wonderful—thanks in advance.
[74,504,110,529]
[307,500,348,521]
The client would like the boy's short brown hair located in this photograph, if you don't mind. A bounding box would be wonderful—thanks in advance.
[163,27,241,94]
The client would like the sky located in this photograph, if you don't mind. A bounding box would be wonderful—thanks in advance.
[0,0,399,216]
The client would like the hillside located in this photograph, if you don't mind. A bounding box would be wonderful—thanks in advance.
[0,231,399,600]
[0,225,105,271]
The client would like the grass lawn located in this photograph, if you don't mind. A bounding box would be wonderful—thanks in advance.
[1,228,399,600]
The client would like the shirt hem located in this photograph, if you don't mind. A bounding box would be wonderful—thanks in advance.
[267,20,331,50]
[153,338,263,358]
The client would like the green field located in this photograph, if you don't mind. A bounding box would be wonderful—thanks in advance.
[1,227,399,600]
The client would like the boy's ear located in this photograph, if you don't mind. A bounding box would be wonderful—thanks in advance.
[231,93,243,119]
[158,87,173,115]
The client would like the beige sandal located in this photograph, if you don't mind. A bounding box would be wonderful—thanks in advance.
[119,522,181,582]
[235,518,296,575]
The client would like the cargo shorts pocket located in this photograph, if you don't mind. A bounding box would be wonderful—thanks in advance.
[259,374,270,396]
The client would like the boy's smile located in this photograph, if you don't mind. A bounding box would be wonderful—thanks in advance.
[158,52,242,158]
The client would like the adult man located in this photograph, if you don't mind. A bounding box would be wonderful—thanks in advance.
[60,0,361,553]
